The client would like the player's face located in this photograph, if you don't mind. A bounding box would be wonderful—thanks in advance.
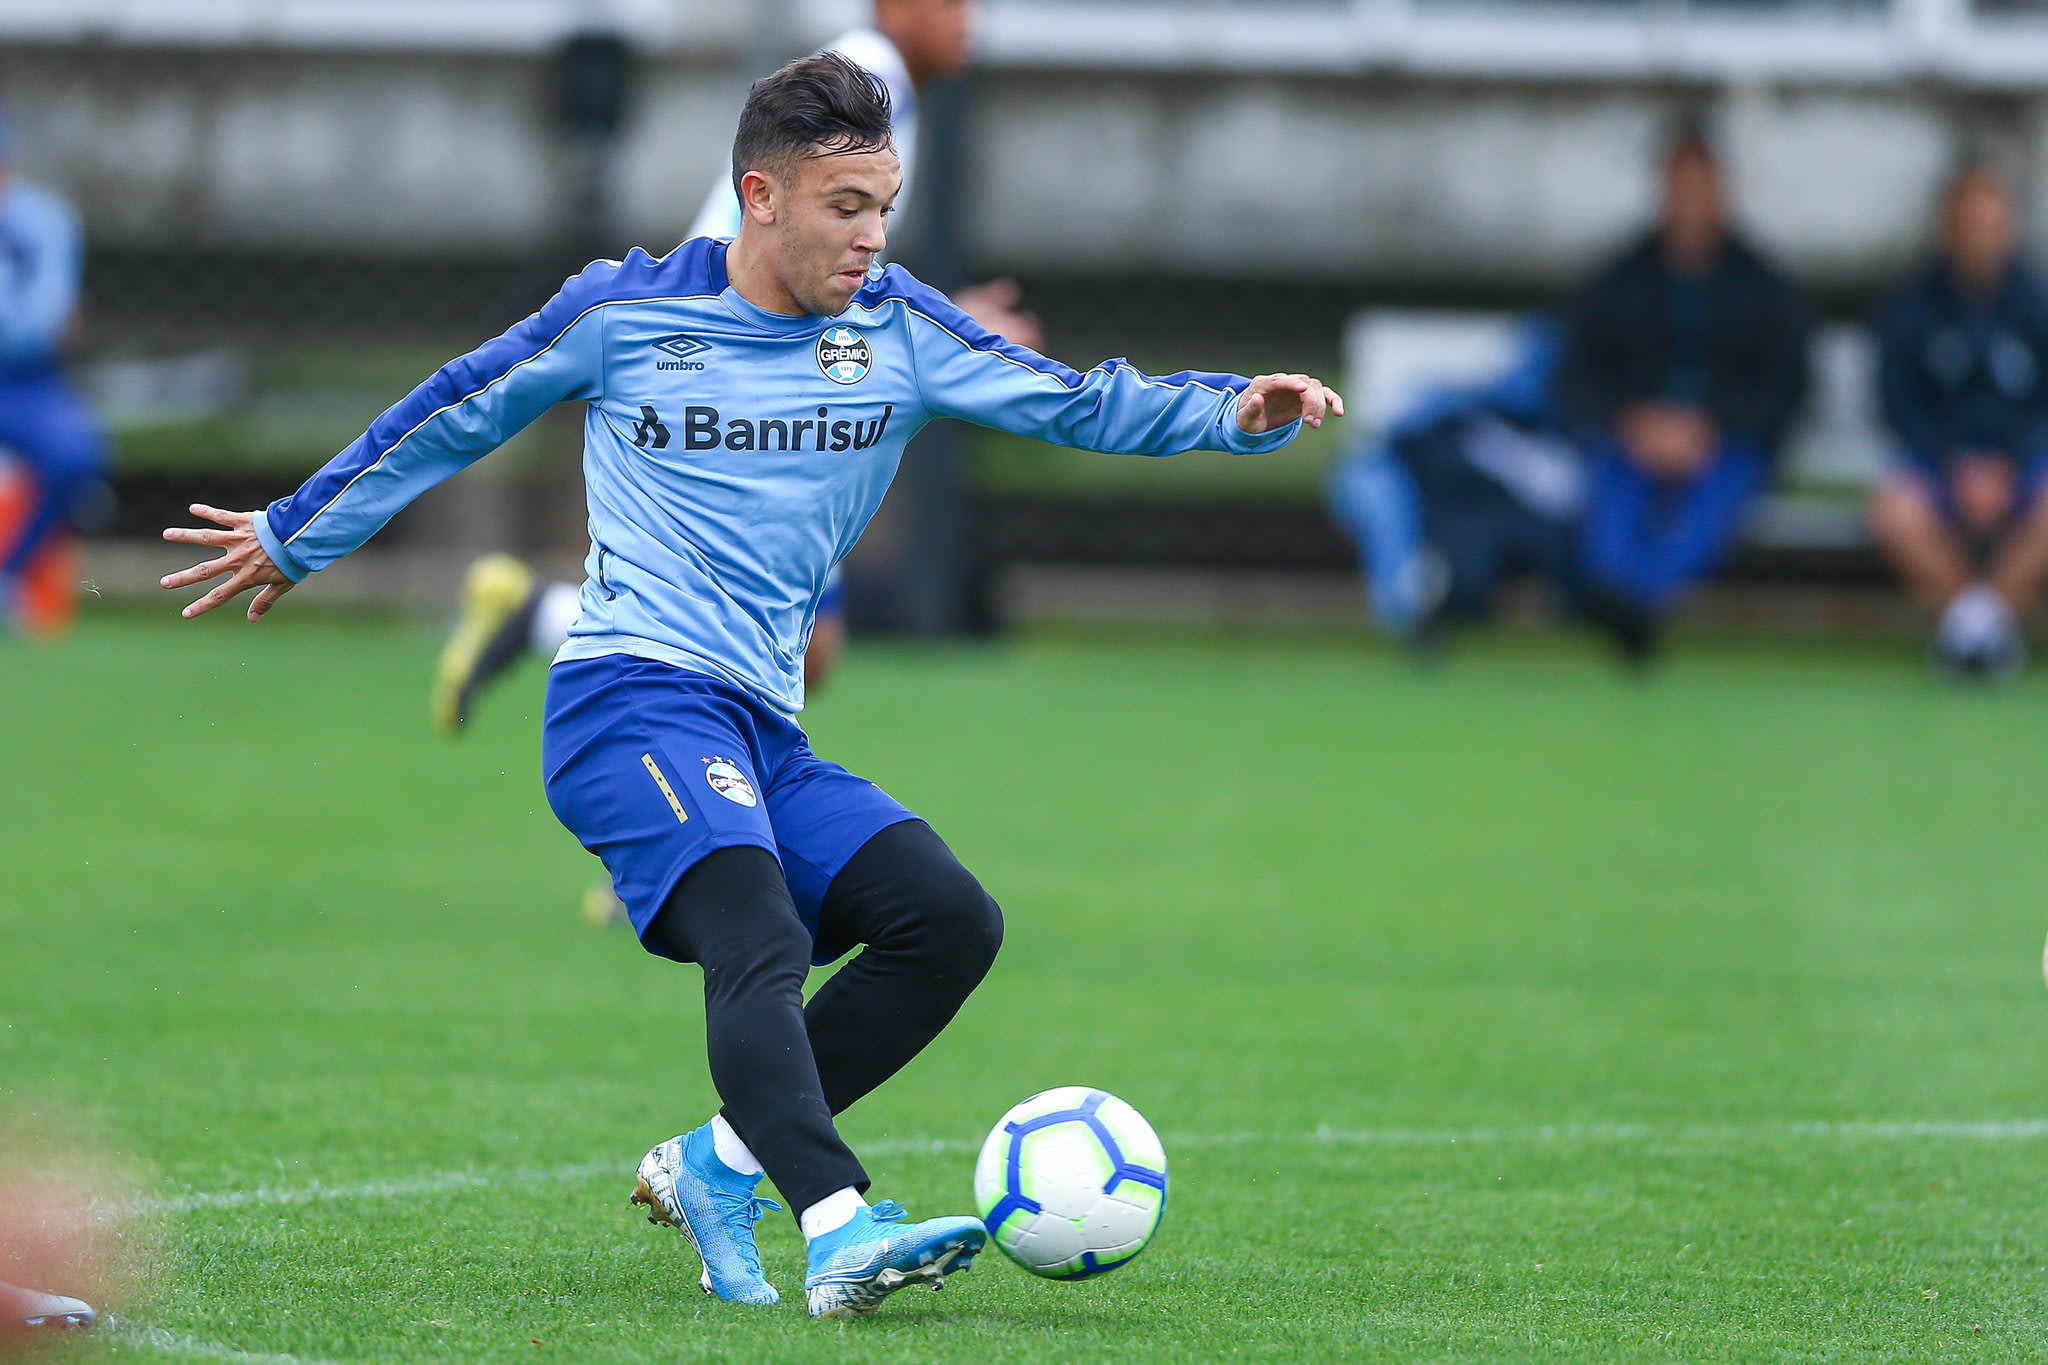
[772,146,903,316]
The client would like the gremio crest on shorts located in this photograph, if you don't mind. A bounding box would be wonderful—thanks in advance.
[704,759,758,807]
[816,326,871,384]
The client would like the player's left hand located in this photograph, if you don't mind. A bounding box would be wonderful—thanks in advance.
[1238,373,1344,434]
[950,278,1044,351]
[160,504,295,621]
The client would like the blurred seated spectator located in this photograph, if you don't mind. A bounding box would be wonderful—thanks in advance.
[0,117,104,636]
[1557,127,1810,664]
[1868,163,2048,683]
[1329,317,1584,647]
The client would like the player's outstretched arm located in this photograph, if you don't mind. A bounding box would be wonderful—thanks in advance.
[893,273,1341,457]
[161,504,294,621]
[194,264,610,606]
[1237,373,1345,434]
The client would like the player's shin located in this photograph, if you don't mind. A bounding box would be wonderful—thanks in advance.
[647,848,872,1216]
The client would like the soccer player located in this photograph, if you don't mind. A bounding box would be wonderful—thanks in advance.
[431,0,1037,734]
[161,55,1337,1317]
[0,118,105,634]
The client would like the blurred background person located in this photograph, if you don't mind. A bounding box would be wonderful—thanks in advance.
[1557,128,1810,665]
[432,0,1039,737]
[1868,163,2048,683]
[1329,317,1584,651]
[0,118,104,639]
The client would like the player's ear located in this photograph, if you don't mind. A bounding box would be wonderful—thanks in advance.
[739,169,779,227]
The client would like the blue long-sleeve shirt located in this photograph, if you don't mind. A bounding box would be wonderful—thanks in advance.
[0,178,83,371]
[257,238,1298,712]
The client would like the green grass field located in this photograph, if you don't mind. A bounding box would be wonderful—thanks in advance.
[5,616,2047,1362]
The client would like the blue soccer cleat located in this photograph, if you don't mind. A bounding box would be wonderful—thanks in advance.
[630,1125,782,1305]
[802,1201,986,1318]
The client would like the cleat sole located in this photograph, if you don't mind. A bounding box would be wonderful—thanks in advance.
[630,1175,669,1226]
[808,1228,983,1318]
[631,1170,714,1287]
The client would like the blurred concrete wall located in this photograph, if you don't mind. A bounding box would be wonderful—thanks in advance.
[1,43,2031,289]
[971,76,1989,290]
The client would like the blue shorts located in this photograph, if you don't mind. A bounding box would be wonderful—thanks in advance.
[542,653,917,964]
[1890,448,2048,529]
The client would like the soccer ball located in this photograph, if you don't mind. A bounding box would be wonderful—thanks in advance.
[973,1087,1167,1279]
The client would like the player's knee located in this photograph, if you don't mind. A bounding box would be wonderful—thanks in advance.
[922,866,1003,980]
[1869,474,1935,538]
[962,888,1004,978]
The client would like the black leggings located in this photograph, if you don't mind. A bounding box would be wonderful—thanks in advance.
[643,820,1003,1217]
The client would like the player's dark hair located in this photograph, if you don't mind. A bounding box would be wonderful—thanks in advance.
[730,52,893,201]
[1941,156,2007,210]
[1663,116,1717,170]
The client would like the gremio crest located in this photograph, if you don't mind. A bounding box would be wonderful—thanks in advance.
[816,326,871,384]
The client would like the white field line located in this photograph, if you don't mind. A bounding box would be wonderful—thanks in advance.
[158,1160,618,1214]
[114,1321,341,1364]
[153,1119,2048,1217]
[117,1120,2048,1365]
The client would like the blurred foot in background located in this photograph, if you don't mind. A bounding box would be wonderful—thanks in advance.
[439,558,849,928]
[581,876,629,929]
[431,554,549,734]
[0,1280,94,1336]
[0,1116,150,1353]
[1928,581,2027,683]
[435,558,848,735]
[1575,584,1663,670]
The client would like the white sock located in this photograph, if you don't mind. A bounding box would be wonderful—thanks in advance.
[708,1114,762,1176]
[1938,582,2015,654]
[799,1187,867,1242]
[529,580,583,656]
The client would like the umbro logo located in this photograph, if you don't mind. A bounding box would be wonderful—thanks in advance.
[651,333,710,372]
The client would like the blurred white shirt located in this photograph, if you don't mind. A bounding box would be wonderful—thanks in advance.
[0,178,82,370]
[685,27,919,243]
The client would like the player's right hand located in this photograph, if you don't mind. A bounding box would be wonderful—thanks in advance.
[161,504,295,621]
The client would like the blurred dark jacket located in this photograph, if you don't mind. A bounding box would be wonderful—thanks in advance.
[1875,260,2048,470]
[1556,232,1811,457]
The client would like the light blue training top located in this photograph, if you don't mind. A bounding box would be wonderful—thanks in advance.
[0,178,83,372]
[256,239,1300,713]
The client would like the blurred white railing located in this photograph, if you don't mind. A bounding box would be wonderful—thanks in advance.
[1,0,2047,86]
[0,0,754,52]
[984,0,2048,86]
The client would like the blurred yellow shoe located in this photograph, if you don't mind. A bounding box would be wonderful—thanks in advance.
[432,554,538,735]
[581,876,630,929]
